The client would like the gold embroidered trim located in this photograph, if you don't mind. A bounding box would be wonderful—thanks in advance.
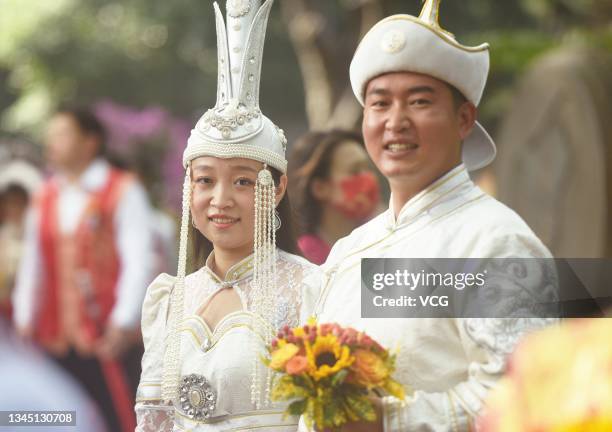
[379,193,486,254]
[316,192,486,315]
[362,15,489,53]
[392,165,467,221]
[174,408,295,428]
[202,251,255,283]
[315,173,472,316]
[179,322,267,353]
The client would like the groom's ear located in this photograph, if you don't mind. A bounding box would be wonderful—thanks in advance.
[275,174,288,206]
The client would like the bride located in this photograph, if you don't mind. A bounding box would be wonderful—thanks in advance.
[134,1,320,430]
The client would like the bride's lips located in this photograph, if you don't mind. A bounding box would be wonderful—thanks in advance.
[208,214,240,229]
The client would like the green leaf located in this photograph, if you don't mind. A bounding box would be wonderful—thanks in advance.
[323,395,347,427]
[287,399,308,416]
[293,374,316,393]
[331,369,348,387]
[344,393,377,422]
[271,375,309,401]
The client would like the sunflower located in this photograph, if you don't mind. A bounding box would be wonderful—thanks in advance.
[306,334,354,381]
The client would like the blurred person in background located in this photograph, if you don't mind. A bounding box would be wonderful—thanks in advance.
[288,129,381,264]
[0,319,106,432]
[0,160,42,320]
[107,148,178,276]
[12,106,155,432]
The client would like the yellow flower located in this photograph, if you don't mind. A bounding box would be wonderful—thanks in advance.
[384,379,406,401]
[292,327,306,338]
[306,334,354,380]
[270,343,299,370]
[554,418,612,432]
[347,349,389,388]
[479,319,612,432]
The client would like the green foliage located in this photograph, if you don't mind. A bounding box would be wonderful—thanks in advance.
[0,0,303,138]
[271,375,311,401]
[344,392,376,422]
[287,398,308,416]
[0,0,610,142]
[331,368,348,387]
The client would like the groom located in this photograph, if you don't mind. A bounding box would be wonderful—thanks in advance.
[311,1,555,431]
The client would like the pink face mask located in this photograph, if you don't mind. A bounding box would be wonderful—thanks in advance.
[333,172,380,222]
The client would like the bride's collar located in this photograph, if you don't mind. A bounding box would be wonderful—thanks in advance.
[203,250,255,283]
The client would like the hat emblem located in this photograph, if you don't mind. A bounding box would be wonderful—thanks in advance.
[381,29,406,54]
[227,0,251,18]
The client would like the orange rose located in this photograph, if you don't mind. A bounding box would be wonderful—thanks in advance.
[285,355,309,375]
[348,348,389,388]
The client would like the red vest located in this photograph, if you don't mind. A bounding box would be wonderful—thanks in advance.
[35,168,133,354]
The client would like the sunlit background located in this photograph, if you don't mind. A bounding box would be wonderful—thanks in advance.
[2,0,611,256]
[1,1,612,431]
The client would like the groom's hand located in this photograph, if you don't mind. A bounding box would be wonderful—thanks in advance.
[321,397,384,432]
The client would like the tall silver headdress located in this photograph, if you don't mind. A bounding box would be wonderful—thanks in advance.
[162,0,287,408]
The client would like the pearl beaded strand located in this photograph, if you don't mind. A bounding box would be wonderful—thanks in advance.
[250,165,277,408]
[162,164,192,401]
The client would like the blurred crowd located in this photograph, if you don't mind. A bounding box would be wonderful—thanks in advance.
[0,106,384,431]
[1,106,611,432]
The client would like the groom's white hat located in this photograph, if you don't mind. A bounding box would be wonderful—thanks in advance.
[350,0,496,171]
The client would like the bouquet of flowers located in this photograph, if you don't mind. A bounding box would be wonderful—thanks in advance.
[264,319,405,431]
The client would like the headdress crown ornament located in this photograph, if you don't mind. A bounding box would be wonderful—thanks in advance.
[349,0,497,171]
[163,0,284,409]
[184,0,287,173]
[418,0,454,39]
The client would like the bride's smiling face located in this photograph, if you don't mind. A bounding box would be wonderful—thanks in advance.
[190,156,287,258]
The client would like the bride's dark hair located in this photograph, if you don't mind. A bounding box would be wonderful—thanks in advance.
[188,167,298,272]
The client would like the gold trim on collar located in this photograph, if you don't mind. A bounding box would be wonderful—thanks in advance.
[393,169,468,226]
[174,407,292,425]
[315,192,486,316]
[204,252,255,283]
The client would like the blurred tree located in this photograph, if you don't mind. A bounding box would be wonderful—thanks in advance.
[0,0,304,137]
[279,0,611,131]
[0,0,610,145]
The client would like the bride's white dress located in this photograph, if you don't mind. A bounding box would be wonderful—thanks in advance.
[135,250,320,431]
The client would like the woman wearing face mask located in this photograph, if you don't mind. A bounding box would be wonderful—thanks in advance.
[135,1,320,431]
[288,130,381,265]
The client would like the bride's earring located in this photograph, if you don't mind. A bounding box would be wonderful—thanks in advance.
[192,218,198,229]
[273,209,281,232]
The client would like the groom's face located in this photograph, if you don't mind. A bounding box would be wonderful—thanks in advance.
[362,72,475,188]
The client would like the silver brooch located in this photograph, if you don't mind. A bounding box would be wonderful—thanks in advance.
[381,29,406,54]
[179,374,216,421]
[227,0,251,18]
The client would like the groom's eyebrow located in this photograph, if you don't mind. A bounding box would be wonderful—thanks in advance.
[192,164,212,172]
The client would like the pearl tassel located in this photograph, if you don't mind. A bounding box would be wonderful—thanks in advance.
[251,165,277,409]
[162,164,192,402]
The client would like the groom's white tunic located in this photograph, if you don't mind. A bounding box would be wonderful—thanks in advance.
[314,164,555,431]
